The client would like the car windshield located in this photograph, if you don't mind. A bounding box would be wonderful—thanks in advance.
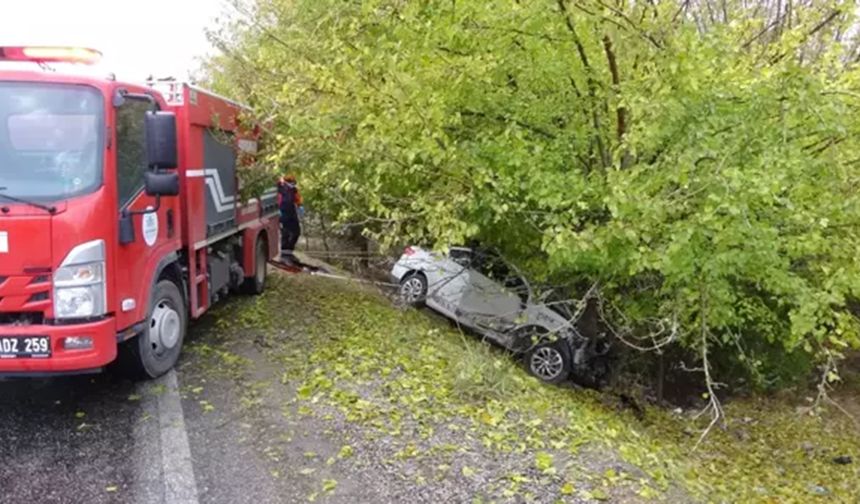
[0,82,104,201]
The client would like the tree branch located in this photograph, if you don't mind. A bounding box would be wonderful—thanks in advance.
[602,34,627,142]
[693,285,725,451]
[808,9,842,38]
[590,0,663,49]
[460,109,556,139]
[557,0,610,168]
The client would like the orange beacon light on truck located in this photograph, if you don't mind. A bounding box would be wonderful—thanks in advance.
[0,46,102,65]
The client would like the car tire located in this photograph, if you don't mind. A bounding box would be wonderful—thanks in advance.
[524,337,573,385]
[243,236,268,295]
[119,279,187,380]
[399,272,427,307]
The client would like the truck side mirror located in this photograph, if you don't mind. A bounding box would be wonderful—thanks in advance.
[145,111,177,169]
[144,171,179,196]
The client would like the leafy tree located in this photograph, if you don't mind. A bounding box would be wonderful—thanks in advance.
[201,0,860,401]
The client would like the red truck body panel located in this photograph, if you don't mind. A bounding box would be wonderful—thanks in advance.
[0,68,278,375]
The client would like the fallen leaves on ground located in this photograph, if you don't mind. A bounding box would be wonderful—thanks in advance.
[200,274,860,503]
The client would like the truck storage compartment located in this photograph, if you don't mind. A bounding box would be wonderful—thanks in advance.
[202,128,238,237]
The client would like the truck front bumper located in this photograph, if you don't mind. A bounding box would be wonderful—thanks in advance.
[0,317,117,374]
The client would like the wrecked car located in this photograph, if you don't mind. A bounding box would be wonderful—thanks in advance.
[391,246,610,384]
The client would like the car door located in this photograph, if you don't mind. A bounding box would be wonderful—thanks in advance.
[456,251,524,337]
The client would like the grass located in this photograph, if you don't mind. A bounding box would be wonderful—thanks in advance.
[450,332,527,402]
[203,272,860,503]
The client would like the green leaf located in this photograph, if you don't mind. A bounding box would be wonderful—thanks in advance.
[535,451,554,473]
[560,482,575,495]
[591,489,610,501]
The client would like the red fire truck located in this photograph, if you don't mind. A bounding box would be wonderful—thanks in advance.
[0,47,280,378]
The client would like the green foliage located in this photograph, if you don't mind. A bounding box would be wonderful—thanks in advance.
[203,1,860,384]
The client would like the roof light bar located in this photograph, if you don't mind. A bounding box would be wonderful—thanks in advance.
[0,46,102,65]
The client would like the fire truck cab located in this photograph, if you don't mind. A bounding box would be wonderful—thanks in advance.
[0,47,279,378]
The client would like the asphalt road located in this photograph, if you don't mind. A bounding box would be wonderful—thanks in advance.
[0,342,303,504]
[0,367,202,504]
[0,372,141,504]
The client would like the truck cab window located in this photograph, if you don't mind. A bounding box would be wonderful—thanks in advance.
[115,99,150,208]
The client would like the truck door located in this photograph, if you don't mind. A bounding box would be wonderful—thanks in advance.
[112,91,180,331]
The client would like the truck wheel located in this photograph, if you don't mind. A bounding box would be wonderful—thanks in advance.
[243,236,268,295]
[120,280,187,379]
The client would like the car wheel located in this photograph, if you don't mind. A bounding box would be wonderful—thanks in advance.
[524,338,572,385]
[119,280,187,379]
[399,272,427,307]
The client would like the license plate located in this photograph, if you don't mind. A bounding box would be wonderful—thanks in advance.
[0,336,51,359]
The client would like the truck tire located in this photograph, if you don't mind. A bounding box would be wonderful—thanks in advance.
[243,236,268,295]
[119,280,187,379]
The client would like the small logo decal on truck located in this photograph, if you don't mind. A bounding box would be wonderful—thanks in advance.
[142,212,158,246]
[0,231,7,253]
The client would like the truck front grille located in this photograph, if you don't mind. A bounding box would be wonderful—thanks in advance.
[0,312,45,326]
[0,274,51,324]
[0,312,44,325]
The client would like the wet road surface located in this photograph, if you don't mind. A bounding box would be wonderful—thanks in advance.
[0,372,140,504]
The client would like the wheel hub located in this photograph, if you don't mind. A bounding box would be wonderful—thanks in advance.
[150,301,181,355]
[530,346,564,380]
[400,277,424,302]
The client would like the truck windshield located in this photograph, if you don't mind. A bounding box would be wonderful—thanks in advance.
[0,82,103,201]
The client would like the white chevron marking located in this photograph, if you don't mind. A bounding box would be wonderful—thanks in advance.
[187,168,236,213]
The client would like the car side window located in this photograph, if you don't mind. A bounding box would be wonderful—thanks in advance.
[115,98,151,209]
[474,251,506,279]
[449,248,473,267]
[476,251,529,303]
[507,276,529,304]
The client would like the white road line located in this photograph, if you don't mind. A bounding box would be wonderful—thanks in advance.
[159,370,199,504]
[133,369,199,504]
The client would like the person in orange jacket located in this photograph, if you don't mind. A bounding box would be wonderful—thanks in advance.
[277,174,304,256]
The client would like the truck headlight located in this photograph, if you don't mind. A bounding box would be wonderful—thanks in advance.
[53,240,106,319]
